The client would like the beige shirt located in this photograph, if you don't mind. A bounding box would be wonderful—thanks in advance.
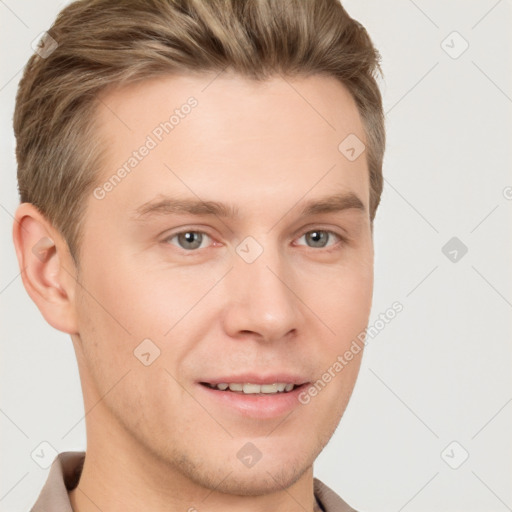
[30,452,357,512]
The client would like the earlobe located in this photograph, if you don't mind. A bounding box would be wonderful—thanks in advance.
[12,203,79,334]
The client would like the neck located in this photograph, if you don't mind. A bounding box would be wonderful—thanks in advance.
[69,404,318,512]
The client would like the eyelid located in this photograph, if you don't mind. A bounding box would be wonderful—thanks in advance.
[291,221,348,240]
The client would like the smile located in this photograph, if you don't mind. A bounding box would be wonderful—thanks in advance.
[201,382,298,394]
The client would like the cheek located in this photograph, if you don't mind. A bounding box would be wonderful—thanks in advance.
[320,256,374,343]
[76,249,170,340]
[305,254,372,412]
[73,252,152,388]
[74,250,220,389]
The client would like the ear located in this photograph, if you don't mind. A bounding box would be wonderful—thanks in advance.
[12,203,79,334]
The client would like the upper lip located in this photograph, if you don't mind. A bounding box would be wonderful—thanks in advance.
[199,373,310,386]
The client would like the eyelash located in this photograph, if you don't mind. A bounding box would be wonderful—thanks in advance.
[162,228,347,253]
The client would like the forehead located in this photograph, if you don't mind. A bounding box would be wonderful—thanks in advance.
[92,72,369,216]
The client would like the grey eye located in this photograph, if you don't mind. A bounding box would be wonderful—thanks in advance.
[173,231,206,250]
[303,230,331,248]
[295,229,343,249]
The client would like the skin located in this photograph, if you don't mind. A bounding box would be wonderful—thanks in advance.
[13,72,374,512]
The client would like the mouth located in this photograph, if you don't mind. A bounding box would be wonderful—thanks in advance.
[200,381,305,394]
[197,380,310,419]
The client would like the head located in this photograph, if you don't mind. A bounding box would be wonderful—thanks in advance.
[13,0,385,497]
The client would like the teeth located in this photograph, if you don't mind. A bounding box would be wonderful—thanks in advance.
[243,383,261,394]
[209,382,296,394]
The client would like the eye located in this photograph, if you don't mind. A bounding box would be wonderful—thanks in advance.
[165,231,212,251]
[295,229,342,249]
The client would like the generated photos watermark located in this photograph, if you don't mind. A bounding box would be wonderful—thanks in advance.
[298,301,404,405]
[93,96,198,200]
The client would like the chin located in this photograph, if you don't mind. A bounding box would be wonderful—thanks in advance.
[159,440,316,497]
[201,462,310,497]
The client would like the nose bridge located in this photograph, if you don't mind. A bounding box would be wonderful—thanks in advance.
[223,238,300,341]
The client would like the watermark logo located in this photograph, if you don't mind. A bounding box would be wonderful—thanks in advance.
[235,236,264,264]
[440,441,469,469]
[441,31,469,60]
[31,441,58,469]
[31,32,58,59]
[441,236,468,263]
[237,442,262,468]
[31,237,53,262]
[134,338,161,366]
[338,133,366,162]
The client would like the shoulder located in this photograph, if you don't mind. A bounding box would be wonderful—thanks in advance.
[30,451,85,512]
[313,477,360,512]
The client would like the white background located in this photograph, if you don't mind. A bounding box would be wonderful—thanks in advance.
[1,1,511,511]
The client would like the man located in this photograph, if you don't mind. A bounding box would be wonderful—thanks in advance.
[12,0,385,510]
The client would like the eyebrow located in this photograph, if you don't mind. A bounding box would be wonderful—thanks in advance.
[134,196,238,219]
[298,193,365,217]
[133,192,366,220]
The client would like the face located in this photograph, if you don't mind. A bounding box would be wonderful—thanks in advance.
[72,72,374,495]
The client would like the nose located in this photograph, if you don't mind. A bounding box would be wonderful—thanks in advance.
[221,243,302,343]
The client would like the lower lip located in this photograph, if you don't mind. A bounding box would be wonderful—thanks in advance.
[197,383,309,419]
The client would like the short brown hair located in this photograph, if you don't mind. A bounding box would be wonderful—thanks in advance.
[14,0,385,262]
